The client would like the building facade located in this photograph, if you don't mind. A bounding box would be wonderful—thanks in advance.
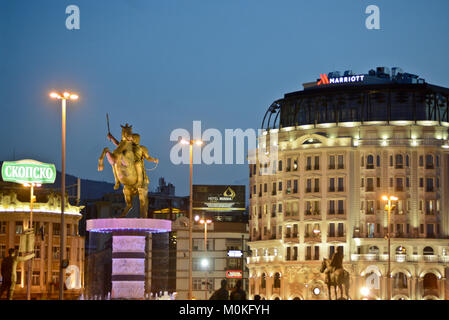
[0,183,85,299]
[248,67,449,300]
[174,217,249,300]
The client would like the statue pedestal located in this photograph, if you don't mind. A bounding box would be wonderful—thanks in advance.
[86,218,171,300]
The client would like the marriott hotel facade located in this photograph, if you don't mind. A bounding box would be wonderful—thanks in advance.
[247,67,449,300]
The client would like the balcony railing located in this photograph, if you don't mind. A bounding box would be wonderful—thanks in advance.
[351,253,449,263]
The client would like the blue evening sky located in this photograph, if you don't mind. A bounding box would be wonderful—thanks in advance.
[1,0,448,196]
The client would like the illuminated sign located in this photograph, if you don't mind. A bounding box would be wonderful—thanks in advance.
[226,270,243,279]
[317,74,365,86]
[227,250,243,258]
[1,159,56,184]
[193,185,245,212]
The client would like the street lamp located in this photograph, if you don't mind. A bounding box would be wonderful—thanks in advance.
[180,138,203,300]
[360,286,370,300]
[23,182,40,300]
[50,91,78,300]
[198,217,212,299]
[381,194,398,300]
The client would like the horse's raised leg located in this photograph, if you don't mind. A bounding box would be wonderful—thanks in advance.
[121,186,134,218]
[98,148,111,171]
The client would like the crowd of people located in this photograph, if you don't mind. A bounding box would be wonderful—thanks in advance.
[209,279,247,300]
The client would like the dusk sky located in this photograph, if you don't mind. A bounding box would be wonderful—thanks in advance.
[1,0,448,197]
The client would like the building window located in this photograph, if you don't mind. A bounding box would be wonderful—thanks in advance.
[314,156,320,170]
[337,155,344,169]
[337,200,344,214]
[425,154,434,169]
[395,154,403,169]
[32,272,40,286]
[0,222,6,234]
[261,273,266,289]
[329,178,335,192]
[274,273,281,288]
[376,155,381,167]
[337,178,344,192]
[306,157,312,171]
[52,246,60,260]
[329,155,335,170]
[53,223,60,236]
[366,155,374,169]
[328,200,335,215]
[366,178,374,192]
[15,221,23,234]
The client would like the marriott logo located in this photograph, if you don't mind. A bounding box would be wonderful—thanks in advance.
[317,74,365,86]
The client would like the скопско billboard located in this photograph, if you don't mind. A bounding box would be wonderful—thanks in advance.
[193,185,245,213]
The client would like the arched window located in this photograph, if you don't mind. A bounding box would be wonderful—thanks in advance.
[367,155,374,169]
[393,272,408,289]
[423,273,438,291]
[273,273,281,288]
[261,273,266,289]
[395,154,403,169]
[369,246,379,254]
[423,246,434,255]
[395,246,406,255]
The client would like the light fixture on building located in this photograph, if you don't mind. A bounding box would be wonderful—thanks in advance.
[313,287,321,295]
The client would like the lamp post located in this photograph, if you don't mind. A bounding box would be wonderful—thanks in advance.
[198,216,212,299]
[382,194,398,300]
[180,138,203,300]
[50,91,78,300]
[23,182,40,300]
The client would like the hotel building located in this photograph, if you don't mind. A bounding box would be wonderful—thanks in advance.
[248,67,449,300]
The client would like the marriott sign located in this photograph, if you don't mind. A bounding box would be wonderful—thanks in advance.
[317,73,365,86]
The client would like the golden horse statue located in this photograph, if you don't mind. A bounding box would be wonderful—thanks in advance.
[98,124,158,218]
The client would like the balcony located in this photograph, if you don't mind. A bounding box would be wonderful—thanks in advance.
[304,210,321,220]
[304,233,321,243]
[327,233,346,242]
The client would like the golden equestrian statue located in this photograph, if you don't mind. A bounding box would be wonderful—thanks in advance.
[98,122,158,218]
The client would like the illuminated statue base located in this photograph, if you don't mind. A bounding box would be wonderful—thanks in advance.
[86,218,171,300]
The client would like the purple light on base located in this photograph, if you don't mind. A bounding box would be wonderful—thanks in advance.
[86,218,172,299]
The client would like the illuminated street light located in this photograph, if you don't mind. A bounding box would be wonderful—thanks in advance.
[50,90,79,300]
[382,194,398,300]
[180,138,204,300]
[198,217,212,299]
[23,182,40,300]
[360,286,370,299]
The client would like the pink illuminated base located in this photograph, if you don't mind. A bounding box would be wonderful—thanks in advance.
[86,218,171,234]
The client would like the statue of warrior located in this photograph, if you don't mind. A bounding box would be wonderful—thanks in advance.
[106,130,158,190]
[320,246,350,300]
[98,123,158,218]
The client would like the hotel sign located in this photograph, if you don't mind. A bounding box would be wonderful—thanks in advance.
[1,159,56,184]
[227,250,243,258]
[317,73,365,86]
[226,270,243,279]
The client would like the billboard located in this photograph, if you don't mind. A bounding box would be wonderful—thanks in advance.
[193,185,245,213]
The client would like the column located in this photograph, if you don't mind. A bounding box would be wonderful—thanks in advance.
[111,235,146,299]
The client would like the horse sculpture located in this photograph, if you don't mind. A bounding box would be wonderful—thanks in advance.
[97,124,157,218]
[319,258,350,300]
